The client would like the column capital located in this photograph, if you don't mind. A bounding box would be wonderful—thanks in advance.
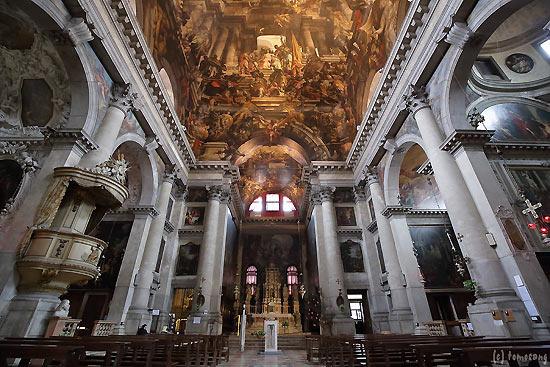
[353,186,368,203]
[310,186,334,204]
[110,83,139,114]
[207,185,231,203]
[163,170,178,184]
[403,85,430,115]
[364,167,379,186]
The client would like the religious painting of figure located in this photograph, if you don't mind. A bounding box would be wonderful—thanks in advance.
[88,221,133,288]
[90,52,113,123]
[399,144,444,209]
[336,207,357,226]
[187,187,208,202]
[333,188,355,203]
[409,226,468,288]
[242,233,301,274]
[340,240,364,273]
[0,160,23,212]
[510,168,550,215]
[480,103,550,141]
[185,207,205,225]
[175,242,200,276]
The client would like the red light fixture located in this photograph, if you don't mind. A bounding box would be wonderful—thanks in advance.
[543,216,550,223]
[528,223,538,230]
[541,227,549,235]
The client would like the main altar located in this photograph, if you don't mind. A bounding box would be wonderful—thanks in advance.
[244,266,302,334]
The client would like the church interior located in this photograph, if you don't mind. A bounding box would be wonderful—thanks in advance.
[0,0,550,364]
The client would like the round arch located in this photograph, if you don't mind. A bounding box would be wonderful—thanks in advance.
[112,138,159,207]
[16,0,98,134]
[436,0,539,134]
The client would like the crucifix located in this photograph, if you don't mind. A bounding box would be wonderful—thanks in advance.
[521,198,542,219]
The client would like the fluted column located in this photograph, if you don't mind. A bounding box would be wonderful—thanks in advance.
[311,186,355,335]
[79,83,138,168]
[366,170,414,334]
[404,86,532,337]
[125,171,176,333]
[353,186,390,333]
[185,185,230,335]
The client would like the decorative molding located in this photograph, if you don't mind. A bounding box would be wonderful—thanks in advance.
[367,220,378,233]
[179,227,204,236]
[337,227,363,239]
[442,20,472,49]
[125,205,159,217]
[65,17,94,46]
[346,0,431,167]
[403,85,430,115]
[416,160,433,176]
[407,208,448,217]
[382,205,412,218]
[485,142,550,153]
[242,217,299,224]
[46,128,97,154]
[440,129,494,155]
[164,220,176,233]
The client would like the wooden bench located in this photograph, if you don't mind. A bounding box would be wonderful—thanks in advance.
[0,343,83,367]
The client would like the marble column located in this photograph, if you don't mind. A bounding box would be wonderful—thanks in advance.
[185,185,230,335]
[125,171,176,333]
[366,171,414,333]
[311,186,355,335]
[153,187,187,331]
[353,187,390,333]
[79,84,137,168]
[106,207,156,333]
[384,207,432,332]
[405,87,532,337]
[442,130,550,338]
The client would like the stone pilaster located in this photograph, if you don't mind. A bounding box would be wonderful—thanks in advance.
[125,171,176,333]
[311,186,355,335]
[185,185,230,335]
[79,83,139,168]
[353,186,391,333]
[404,86,532,338]
[366,170,414,333]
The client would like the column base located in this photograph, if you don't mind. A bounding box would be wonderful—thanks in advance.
[371,312,391,333]
[389,308,414,334]
[467,293,532,338]
[185,312,222,335]
[124,308,152,335]
[320,313,356,336]
[0,292,60,337]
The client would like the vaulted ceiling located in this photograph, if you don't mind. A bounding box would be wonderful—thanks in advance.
[135,0,408,208]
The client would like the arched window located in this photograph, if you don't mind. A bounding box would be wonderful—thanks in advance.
[248,193,297,217]
[246,266,257,285]
[287,265,299,287]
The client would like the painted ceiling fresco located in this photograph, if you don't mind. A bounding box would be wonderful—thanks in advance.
[137,0,408,208]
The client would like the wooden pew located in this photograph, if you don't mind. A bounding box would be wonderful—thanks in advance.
[455,345,550,367]
[0,343,83,367]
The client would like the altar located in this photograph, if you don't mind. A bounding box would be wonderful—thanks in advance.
[244,265,302,334]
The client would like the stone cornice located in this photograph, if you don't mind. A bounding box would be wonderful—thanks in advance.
[337,227,363,239]
[408,208,447,217]
[440,129,495,155]
[179,227,204,236]
[347,0,431,167]
[416,160,433,176]
[382,205,412,218]
[242,217,299,224]
[311,161,351,172]
[190,161,241,181]
[126,205,159,217]
[164,220,176,233]
[367,220,378,233]
[107,0,196,166]
[485,142,550,153]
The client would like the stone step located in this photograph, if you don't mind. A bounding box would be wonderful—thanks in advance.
[227,334,307,350]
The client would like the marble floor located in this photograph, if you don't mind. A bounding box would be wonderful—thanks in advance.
[219,349,314,367]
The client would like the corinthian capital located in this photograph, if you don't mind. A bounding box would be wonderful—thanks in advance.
[163,170,178,184]
[403,85,430,115]
[110,83,139,113]
[207,185,231,203]
[310,186,334,204]
[364,167,379,186]
[353,186,368,203]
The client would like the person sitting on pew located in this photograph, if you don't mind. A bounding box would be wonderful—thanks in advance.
[137,324,149,335]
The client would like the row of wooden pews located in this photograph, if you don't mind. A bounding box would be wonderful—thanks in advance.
[306,334,550,367]
[0,334,229,366]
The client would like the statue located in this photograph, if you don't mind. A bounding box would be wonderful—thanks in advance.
[91,154,130,185]
[53,299,70,318]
